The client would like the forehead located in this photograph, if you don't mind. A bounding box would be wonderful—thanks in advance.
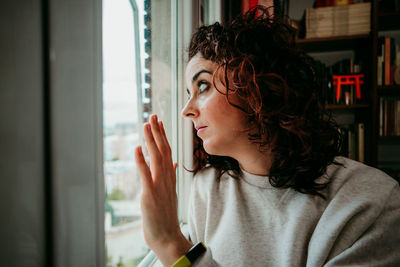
[185,54,219,84]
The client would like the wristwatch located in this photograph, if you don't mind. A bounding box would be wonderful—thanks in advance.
[171,242,207,267]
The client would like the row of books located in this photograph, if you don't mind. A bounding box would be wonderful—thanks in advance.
[379,97,400,136]
[339,123,365,162]
[305,2,371,39]
[315,59,365,105]
[315,0,368,7]
[377,37,400,86]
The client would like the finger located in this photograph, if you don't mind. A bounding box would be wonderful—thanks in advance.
[158,120,172,157]
[172,162,178,184]
[159,120,166,137]
[159,120,175,180]
[143,122,161,172]
[150,115,170,156]
[134,146,153,191]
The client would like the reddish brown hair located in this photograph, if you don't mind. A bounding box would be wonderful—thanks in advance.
[187,6,342,198]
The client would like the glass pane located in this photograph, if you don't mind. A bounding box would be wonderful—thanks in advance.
[103,0,174,266]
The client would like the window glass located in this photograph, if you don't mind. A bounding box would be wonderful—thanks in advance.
[102,0,175,266]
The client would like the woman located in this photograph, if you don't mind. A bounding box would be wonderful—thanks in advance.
[134,7,400,267]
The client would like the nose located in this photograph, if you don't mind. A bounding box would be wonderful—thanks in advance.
[181,97,199,118]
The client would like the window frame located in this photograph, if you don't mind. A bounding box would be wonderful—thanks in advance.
[48,0,221,265]
[176,0,222,223]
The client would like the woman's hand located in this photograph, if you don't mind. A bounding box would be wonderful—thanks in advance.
[134,114,192,266]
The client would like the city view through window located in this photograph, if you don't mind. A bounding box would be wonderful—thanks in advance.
[103,0,148,266]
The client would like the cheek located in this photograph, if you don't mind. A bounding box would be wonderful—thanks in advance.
[198,93,223,117]
[217,95,245,120]
[213,95,246,129]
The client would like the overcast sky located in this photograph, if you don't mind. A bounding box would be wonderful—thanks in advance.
[102,0,146,128]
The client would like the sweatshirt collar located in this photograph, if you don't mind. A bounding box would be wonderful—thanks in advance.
[240,167,273,189]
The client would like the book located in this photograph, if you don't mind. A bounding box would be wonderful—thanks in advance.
[348,125,357,160]
[395,100,400,136]
[384,98,388,136]
[380,97,400,137]
[339,123,368,160]
[377,37,384,86]
[390,38,396,85]
[385,37,391,86]
[358,123,364,163]
[379,37,399,86]
[396,44,400,85]
[305,3,371,39]
[379,97,384,136]
[387,99,394,136]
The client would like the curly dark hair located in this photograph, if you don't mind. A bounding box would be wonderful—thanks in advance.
[187,6,342,198]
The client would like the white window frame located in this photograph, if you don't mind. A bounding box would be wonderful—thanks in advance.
[176,0,222,225]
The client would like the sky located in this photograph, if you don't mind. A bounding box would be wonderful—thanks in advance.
[102,0,146,128]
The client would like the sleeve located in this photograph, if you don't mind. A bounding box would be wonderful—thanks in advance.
[323,185,400,267]
[187,175,220,267]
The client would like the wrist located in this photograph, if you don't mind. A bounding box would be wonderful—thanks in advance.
[153,231,193,266]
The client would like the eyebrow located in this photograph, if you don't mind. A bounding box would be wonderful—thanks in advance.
[192,69,212,83]
[186,69,213,96]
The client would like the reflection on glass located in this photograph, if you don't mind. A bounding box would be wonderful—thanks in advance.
[103,0,148,266]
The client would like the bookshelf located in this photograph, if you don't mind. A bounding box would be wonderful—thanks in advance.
[325,104,370,109]
[296,35,371,52]
[297,32,375,165]
[375,3,400,181]
[293,0,400,180]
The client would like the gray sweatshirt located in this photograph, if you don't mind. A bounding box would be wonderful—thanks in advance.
[188,157,400,266]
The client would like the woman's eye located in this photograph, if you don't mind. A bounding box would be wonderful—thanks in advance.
[198,81,209,93]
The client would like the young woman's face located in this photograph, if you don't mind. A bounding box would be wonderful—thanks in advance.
[181,54,250,157]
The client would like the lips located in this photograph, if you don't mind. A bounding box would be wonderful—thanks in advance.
[196,126,207,132]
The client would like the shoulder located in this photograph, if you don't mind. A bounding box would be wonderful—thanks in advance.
[323,156,399,210]
[190,166,234,202]
[308,158,400,265]
[192,166,218,190]
[326,156,397,189]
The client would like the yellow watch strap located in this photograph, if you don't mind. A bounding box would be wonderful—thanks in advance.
[171,255,191,267]
[171,242,207,267]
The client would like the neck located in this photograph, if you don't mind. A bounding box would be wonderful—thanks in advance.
[235,145,273,176]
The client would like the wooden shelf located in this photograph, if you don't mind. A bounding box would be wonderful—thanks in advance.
[379,136,400,141]
[378,12,400,31]
[296,34,371,52]
[324,104,369,109]
[378,86,400,96]
[287,1,399,167]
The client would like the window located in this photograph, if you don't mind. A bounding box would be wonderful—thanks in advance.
[102,0,181,266]
[102,0,222,265]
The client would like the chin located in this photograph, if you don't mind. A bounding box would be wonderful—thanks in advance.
[203,142,225,157]
[202,141,215,155]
